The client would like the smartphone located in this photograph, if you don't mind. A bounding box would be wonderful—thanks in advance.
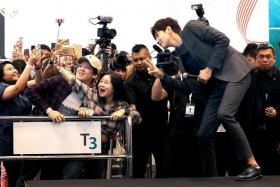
[23,49,29,56]
[51,42,56,50]
[58,39,69,46]
[35,44,42,57]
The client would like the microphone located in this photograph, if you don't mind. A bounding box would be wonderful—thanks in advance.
[153,44,163,53]
[97,16,113,23]
[182,72,198,79]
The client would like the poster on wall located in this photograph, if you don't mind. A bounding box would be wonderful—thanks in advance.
[269,0,280,66]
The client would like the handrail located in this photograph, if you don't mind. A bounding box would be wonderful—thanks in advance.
[0,115,112,121]
[0,154,132,161]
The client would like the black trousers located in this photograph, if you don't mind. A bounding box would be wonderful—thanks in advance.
[250,130,280,175]
[215,132,243,176]
[187,74,252,176]
[132,124,166,178]
[162,133,203,177]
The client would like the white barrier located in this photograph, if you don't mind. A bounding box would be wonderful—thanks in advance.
[0,116,133,178]
[13,121,102,154]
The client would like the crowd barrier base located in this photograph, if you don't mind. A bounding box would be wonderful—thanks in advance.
[25,176,277,187]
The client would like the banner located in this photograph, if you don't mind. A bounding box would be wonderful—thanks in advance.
[13,121,101,154]
[269,0,280,66]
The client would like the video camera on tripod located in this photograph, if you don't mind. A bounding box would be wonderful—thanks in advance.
[95,16,117,49]
[89,15,117,72]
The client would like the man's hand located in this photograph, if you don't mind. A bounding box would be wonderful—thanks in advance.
[141,59,164,78]
[78,107,93,118]
[111,109,126,121]
[28,52,41,66]
[47,110,65,123]
[198,67,212,84]
[265,106,277,119]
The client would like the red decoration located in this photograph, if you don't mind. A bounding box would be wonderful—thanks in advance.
[56,18,64,26]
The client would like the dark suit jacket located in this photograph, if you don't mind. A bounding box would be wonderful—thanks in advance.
[181,20,252,82]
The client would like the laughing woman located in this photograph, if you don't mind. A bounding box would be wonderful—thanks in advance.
[79,72,131,135]
[77,72,132,178]
[0,56,38,187]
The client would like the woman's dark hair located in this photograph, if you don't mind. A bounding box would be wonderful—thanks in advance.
[12,59,26,74]
[97,72,129,103]
[0,61,13,83]
[110,54,130,71]
[40,44,51,52]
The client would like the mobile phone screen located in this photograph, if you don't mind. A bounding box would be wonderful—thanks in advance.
[24,49,29,56]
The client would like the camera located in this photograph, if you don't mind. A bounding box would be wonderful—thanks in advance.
[153,45,179,76]
[191,4,209,25]
[95,16,117,49]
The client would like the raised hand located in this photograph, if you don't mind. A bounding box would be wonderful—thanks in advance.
[141,58,164,78]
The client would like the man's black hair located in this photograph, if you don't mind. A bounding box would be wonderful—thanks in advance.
[242,43,258,58]
[110,54,130,71]
[40,44,51,52]
[132,44,148,53]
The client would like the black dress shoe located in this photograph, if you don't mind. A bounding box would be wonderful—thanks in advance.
[236,165,263,181]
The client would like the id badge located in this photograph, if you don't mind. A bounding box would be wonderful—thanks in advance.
[185,103,195,118]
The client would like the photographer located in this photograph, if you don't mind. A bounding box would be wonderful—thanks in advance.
[149,17,262,181]
[95,43,118,71]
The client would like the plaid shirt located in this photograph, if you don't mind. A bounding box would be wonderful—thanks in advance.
[70,78,98,110]
[25,75,72,113]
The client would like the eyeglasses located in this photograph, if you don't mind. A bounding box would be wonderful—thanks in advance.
[77,63,92,70]
[257,54,274,60]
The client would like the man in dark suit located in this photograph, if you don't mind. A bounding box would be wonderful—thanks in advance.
[239,43,280,175]
[148,17,262,180]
